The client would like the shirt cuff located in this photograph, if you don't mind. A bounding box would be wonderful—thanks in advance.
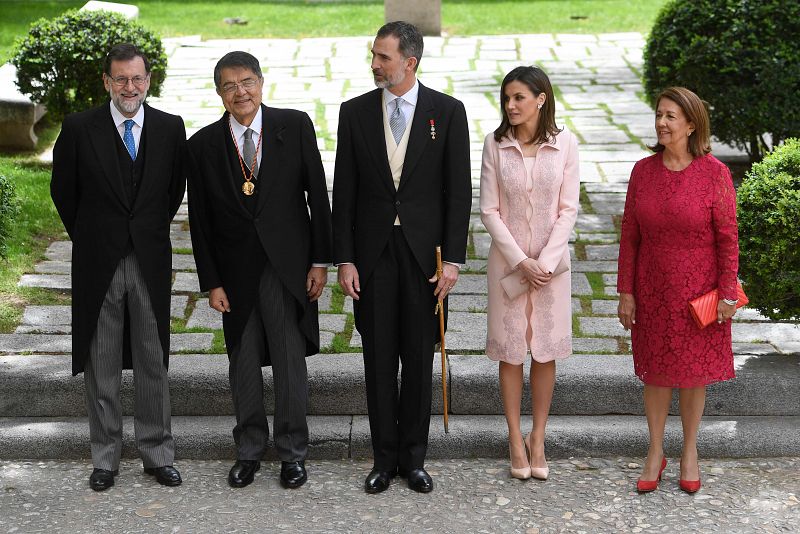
[311,263,331,268]
[444,261,462,270]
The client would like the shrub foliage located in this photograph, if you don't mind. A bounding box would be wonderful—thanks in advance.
[737,139,800,320]
[11,9,166,122]
[643,0,800,162]
[0,173,20,259]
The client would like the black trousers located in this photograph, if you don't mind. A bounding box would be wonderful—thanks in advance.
[355,227,437,472]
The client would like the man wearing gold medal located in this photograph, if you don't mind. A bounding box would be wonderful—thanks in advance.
[187,51,332,489]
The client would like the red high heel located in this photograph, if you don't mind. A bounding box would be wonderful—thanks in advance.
[636,456,667,493]
[679,462,702,493]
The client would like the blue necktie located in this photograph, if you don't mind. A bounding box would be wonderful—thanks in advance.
[123,119,136,160]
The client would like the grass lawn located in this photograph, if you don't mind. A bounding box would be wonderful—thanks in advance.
[0,0,667,62]
[0,122,66,332]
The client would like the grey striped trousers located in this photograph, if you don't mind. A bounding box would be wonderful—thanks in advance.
[84,252,174,470]
[229,260,309,461]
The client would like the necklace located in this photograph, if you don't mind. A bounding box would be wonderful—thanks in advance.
[228,118,263,196]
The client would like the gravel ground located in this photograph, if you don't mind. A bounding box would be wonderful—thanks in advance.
[1,457,798,533]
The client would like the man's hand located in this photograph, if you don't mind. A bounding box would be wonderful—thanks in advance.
[338,263,360,301]
[429,263,460,301]
[306,266,327,302]
[518,258,552,289]
[618,292,636,331]
[209,287,231,313]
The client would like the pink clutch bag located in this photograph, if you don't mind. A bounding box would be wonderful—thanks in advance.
[688,281,748,329]
[500,257,569,300]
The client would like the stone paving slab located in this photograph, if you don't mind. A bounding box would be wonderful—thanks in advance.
[186,299,221,329]
[172,272,200,293]
[1,457,797,534]
[17,274,71,290]
[0,334,212,354]
[33,260,70,274]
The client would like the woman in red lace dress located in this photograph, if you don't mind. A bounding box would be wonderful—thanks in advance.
[617,87,740,494]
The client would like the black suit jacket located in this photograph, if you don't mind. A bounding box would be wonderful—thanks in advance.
[187,105,333,360]
[332,83,472,283]
[51,103,187,375]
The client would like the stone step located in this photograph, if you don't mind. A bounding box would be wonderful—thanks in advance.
[0,414,796,460]
[1,353,797,417]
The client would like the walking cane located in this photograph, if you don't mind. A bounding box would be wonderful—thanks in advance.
[435,246,450,433]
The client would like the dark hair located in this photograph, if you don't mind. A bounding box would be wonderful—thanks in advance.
[648,86,712,157]
[104,43,150,75]
[376,21,424,71]
[493,66,561,145]
[213,51,263,88]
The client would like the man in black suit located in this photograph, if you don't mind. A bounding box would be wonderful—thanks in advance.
[51,43,186,491]
[187,51,332,489]
[333,22,471,494]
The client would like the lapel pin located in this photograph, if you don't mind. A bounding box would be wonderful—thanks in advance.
[429,119,436,140]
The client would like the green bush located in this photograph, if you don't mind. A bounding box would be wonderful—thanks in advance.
[0,173,20,260]
[737,139,800,320]
[643,0,800,163]
[11,9,167,122]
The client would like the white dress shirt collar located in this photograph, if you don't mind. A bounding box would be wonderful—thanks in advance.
[383,79,420,109]
[228,106,263,142]
[109,101,145,129]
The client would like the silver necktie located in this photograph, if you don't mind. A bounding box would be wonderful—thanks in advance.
[243,128,258,178]
[389,98,406,144]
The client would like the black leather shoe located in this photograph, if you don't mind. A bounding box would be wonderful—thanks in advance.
[401,468,434,493]
[364,468,396,494]
[144,465,182,486]
[280,460,307,489]
[89,468,118,491]
[228,460,260,488]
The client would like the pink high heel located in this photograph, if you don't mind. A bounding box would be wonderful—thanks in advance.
[510,437,531,480]
[524,433,549,481]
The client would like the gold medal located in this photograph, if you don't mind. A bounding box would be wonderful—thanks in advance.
[228,118,263,196]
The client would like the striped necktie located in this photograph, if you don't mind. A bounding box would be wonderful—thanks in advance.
[389,98,406,144]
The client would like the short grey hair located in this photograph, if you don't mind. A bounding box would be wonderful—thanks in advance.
[376,21,424,71]
[213,51,262,88]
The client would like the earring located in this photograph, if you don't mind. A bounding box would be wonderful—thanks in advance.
[688,131,693,136]
[537,103,543,110]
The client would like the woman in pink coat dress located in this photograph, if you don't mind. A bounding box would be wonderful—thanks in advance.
[618,87,739,494]
[480,66,580,481]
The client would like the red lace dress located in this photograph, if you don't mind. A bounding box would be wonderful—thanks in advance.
[617,153,739,388]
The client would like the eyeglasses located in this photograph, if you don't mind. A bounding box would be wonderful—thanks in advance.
[109,75,149,87]
[220,78,260,94]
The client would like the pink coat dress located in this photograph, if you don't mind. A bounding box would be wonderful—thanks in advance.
[480,130,580,364]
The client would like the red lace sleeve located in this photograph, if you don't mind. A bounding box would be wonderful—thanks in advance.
[617,161,642,294]
[711,161,739,300]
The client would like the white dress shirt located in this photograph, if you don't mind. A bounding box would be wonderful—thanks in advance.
[109,102,144,152]
[228,106,263,169]
[383,80,419,127]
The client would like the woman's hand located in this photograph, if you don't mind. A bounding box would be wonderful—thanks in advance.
[517,258,552,289]
[717,300,737,323]
[618,292,636,330]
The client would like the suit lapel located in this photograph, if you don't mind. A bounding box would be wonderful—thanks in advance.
[255,105,284,216]
[87,105,128,209]
[398,83,434,191]
[356,90,394,194]
[212,113,251,217]
[135,104,159,206]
